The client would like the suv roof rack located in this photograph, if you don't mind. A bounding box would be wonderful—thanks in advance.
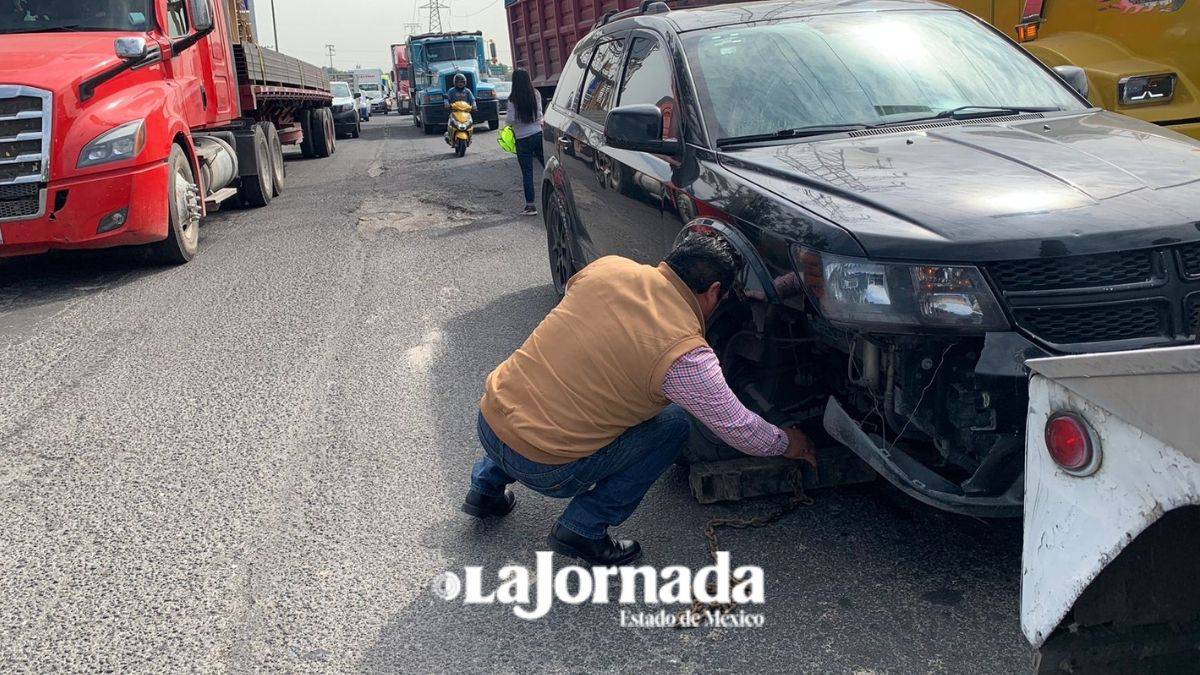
[595,1,670,29]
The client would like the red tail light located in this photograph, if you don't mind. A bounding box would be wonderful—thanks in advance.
[1045,412,1100,476]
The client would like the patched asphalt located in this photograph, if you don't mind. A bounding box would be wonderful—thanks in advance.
[0,115,1027,672]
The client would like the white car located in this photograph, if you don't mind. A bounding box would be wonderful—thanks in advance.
[357,82,388,115]
[329,81,361,138]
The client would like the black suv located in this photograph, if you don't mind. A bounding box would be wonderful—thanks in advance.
[539,0,1200,517]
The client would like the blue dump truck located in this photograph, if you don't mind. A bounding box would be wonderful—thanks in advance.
[407,31,500,133]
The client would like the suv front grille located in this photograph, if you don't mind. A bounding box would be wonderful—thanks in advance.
[1014,302,1168,344]
[1188,293,1200,337]
[0,84,50,224]
[1181,242,1200,279]
[989,250,1155,292]
[988,243,1200,351]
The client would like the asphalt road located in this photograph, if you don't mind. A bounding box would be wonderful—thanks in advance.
[0,115,1027,673]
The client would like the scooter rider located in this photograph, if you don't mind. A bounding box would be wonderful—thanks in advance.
[445,73,475,109]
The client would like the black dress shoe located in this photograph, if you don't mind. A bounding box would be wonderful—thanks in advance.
[461,488,516,518]
[549,523,642,566]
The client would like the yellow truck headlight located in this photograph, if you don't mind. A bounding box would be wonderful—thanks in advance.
[1119,73,1176,106]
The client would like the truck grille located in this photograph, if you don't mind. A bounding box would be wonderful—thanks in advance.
[0,183,41,219]
[988,243,1200,351]
[0,84,50,224]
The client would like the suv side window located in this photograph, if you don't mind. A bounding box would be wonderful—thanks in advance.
[618,36,678,140]
[553,44,593,112]
[166,0,189,36]
[577,38,625,125]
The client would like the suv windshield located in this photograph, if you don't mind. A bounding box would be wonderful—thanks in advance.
[1,0,152,32]
[683,10,1087,143]
[330,82,352,98]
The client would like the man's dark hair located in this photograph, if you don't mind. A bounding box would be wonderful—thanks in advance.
[665,233,739,295]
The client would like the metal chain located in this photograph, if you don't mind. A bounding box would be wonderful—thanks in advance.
[676,468,814,627]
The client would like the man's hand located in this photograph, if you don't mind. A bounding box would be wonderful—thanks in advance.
[781,427,816,467]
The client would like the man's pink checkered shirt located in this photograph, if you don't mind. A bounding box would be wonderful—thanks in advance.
[660,347,788,456]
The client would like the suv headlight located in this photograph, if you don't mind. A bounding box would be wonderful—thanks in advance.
[78,120,146,168]
[794,246,1008,330]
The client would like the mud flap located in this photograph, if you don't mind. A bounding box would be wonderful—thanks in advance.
[822,397,1022,517]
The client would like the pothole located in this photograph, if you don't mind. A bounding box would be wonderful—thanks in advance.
[354,197,481,240]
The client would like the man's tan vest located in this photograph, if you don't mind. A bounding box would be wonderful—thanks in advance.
[480,256,708,465]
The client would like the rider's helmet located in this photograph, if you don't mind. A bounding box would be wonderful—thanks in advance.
[453,73,467,89]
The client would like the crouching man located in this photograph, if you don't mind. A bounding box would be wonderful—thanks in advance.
[463,234,815,565]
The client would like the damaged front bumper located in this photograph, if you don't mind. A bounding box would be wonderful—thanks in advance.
[823,397,1024,517]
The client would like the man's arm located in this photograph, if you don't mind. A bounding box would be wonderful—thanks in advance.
[661,346,788,457]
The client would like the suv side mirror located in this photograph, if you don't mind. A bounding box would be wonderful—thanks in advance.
[115,37,148,60]
[354,92,362,99]
[605,104,679,155]
[1053,65,1090,100]
[189,0,213,31]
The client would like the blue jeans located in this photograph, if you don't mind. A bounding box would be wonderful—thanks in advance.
[515,133,544,205]
[471,406,689,539]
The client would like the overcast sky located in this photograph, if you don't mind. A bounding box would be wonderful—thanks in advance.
[251,0,513,72]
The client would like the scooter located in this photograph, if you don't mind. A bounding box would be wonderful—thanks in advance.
[445,100,474,157]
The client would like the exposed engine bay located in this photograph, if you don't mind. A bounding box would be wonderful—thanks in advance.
[701,293,1031,517]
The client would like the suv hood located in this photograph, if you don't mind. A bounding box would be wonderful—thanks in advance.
[721,111,1200,261]
[0,33,128,94]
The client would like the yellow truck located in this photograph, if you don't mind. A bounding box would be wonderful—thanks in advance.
[946,0,1199,139]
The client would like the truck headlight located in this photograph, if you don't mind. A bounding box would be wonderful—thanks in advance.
[794,246,1008,330]
[1118,73,1176,106]
[78,120,146,168]
[478,89,495,99]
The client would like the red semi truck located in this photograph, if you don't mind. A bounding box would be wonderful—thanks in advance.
[0,0,336,263]
[504,0,725,97]
[390,43,412,115]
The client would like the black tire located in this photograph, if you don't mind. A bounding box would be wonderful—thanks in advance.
[299,109,317,159]
[544,190,580,296]
[310,108,333,158]
[488,119,499,131]
[258,121,285,196]
[455,139,466,157]
[413,113,421,128]
[237,125,273,208]
[150,144,200,264]
[351,120,361,138]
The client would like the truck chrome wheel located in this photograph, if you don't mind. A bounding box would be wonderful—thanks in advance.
[174,170,201,252]
[151,145,200,264]
[545,192,577,296]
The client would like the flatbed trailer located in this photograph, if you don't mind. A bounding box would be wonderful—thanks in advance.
[0,0,335,262]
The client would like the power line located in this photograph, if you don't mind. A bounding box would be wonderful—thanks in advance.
[324,43,336,69]
[452,0,500,18]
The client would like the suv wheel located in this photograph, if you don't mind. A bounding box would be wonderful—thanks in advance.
[545,191,579,295]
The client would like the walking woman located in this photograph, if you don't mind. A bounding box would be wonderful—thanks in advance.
[506,69,544,216]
